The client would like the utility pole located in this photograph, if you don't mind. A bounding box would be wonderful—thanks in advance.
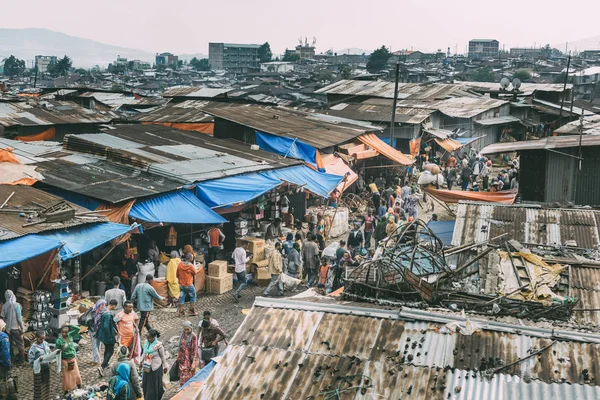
[573,111,584,204]
[389,63,400,149]
[558,55,571,120]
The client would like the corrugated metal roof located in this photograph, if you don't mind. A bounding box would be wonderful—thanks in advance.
[161,86,233,98]
[196,298,600,399]
[555,114,600,135]
[452,202,600,249]
[202,103,381,148]
[0,138,61,164]
[0,185,105,240]
[533,99,594,117]
[76,92,167,109]
[327,102,435,124]
[0,99,117,127]
[475,115,522,125]
[364,96,508,119]
[315,80,479,100]
[481,135,600,155]
[129,100,213,123]
[458,81,573,96]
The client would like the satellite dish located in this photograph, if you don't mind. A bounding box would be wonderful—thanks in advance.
[512,78,522,90]
[500,77,510,90]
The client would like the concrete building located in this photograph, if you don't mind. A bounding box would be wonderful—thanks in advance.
[572,66,600,100]
[510,47,543,58]
[295,44,316,60]
[35,55,57,73]
[155,52,179,66]
[209,43,260,73]
[468,39,499,59]
[581,50,600,60]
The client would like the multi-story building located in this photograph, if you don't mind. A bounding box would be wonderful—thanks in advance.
[35,55,57,73]
[510,48,543,58]
[155,52,179,66]
[581,50,600,60]
[209,43,260,73]
[468,39,499,59]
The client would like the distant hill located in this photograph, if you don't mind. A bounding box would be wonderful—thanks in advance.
[179,53,209,62]
[554,34,600,54]
[0,28,155,68]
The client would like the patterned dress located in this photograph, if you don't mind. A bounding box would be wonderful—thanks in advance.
[177,333,198,385]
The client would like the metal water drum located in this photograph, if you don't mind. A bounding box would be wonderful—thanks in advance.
[31,319,49,330]
[95,281,107,297]
[34,302,49,312]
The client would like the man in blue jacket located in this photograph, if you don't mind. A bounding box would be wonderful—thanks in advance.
[131,274,164,334]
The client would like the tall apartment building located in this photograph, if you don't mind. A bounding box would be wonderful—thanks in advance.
[209,43,260,73]
[468,39,499,59]
[35,55,57,73]
[155,52,179,66]
[510,48,542,58]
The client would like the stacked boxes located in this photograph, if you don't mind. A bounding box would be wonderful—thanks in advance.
[236,237,266,268]
[206,260,233,294]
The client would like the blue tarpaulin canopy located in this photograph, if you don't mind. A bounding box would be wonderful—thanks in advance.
[196,173,282,208]
[424,220,456,246]
[454,136,485,147]
[256,131,319,168]
[0,236,63,270]
[39,222,138,260]
[129,190,226,224]
[41,188,102,211]
[262,165,343,198]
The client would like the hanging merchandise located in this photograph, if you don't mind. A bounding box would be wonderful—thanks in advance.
[166,226,178,247]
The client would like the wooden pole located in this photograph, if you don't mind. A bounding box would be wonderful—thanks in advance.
[81,244,117,281]
[326,174,350,238]
[36,244,65,290]
[0,192,15,209]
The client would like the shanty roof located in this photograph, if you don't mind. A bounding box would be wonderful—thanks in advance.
[480,135,600,155]
[474,115,521,125]
[363,97,508,119]
[201,103,381,148]
[128,100,214,123]
[532,98,594,117]
[315,80,478,100]
[0,100,117,127]
[458,81,573,96]
[76,92,168,110]
[327,102,435,124]
[196,296,600,399]
[0,185,106,240]
[0,138,61,164]
[451,202,600,249]
[161,86,233,99]
[554,114,600,135]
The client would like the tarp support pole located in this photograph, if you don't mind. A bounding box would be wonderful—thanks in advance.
[81,244,117,281]
[36,244,64,290]
[545,148,583,161]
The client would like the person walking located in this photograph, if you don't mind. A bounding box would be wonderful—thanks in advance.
[302,233,320,286]
[232,240,252,302]
[282,233,294,256]
[56,324,82,394]
[460,165,472,191]
[105,277,127,315]
[141,329,168,400]
[176,254,198,317]
[131,274,165,333]
[362,210,376,249]
[347,222,364,257]
[317,257,333,294]
[285,242,302,279]
[90,299,107,367]
[176,321,198,386]
[166,251,181,306]
[264,242,284,297]
[197,311,227,369]
[109,346,142,400]
[28,329,52,400]
[207,225,225,263]
[1,290,24,364]
[97,300,118,376]
[115,301,140,360]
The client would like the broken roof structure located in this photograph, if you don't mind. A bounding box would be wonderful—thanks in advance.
[193,296,600,399]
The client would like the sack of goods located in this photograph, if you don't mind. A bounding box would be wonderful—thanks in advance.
[417,170,445,186]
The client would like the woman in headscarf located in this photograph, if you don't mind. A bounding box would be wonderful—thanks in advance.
[141,329,168,400]
[55,324,82,394]
[109,346,142,399]
[90,299,107,367]
[0,320,11,392]
[1,290,25,364]
[28,329,52,400]
[166,250,181,305]
[177,321,198,386]
[108,363,132,400]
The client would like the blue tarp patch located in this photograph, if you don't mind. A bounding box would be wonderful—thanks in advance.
[129,190,226,224]
[0,236,63,270]
[40,188,102,211]
[39,222,137,260]
[262,166,343,199]
[196,173,282,208]
[424,220,456,246]
[256,131,318,167]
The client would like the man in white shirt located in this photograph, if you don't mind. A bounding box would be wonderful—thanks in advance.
[232,241,252,301]
[104,276,127,315]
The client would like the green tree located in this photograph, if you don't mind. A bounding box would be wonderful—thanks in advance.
[190,57,210,71]
[340,66,352,79]
[513,69,532,82]
[3,55,26,76]
[258,42,272,63]
[366,46,391,73]
[470,67,494,82]
[74,68,89,75]
[48,56,72,76]
[542,44,552,58]
[316,71,334,82]
[554,72,573,84]
[282,51,300,62]
[108,63,126,74]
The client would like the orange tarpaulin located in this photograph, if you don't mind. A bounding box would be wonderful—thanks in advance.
[424,187,518,204]
[358,133,414,165]
[141,122,214,135]
[5,177,37,186]
[409,137,421,157]
[96,200,137,244]
[434,137,463,153]
[347,143,379,160]
[16,127,56,142]
[0,148,42,185]
[321,154,357,193]
[20,248,59,291]
[0,148,20,164]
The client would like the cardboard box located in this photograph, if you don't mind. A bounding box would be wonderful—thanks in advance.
[206,273,233,294]
[237,236,266,263]
[194,266,206,293]
[252,260,271,283]
[208,260,228,277]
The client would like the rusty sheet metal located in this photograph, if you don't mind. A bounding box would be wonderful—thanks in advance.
[458,81,572,96]
[0,100,117,127]
[571,266,600,292]
[571,287,600,327]
[452,203,600,248]
[161,86,233,98]
[128,100,214,123]
[0,185,105,239]
[327,103,434,124]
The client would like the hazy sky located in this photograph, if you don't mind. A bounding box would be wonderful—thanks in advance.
[3,0,600,55]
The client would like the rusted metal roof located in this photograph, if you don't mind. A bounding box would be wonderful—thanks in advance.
[481,135,600,155]
[315,80,479,100]
[452,202,600,249]
[128,100,213,123]
[458,81,573,96]
[0,185,105,240]
[201,103,381,148]
[0,99,117,127]
[161,86,233,98]
[195,298,600,399]
[327,102,435,124]
[554,114,600,135]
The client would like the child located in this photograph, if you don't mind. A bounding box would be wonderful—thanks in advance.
[317,257,333,294]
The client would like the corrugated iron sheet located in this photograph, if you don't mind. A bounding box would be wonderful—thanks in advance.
[161,86,233,98]
[0,100,117,127]
[327,103,435,124]
[482,135,600,155]
[129,100,214,123]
